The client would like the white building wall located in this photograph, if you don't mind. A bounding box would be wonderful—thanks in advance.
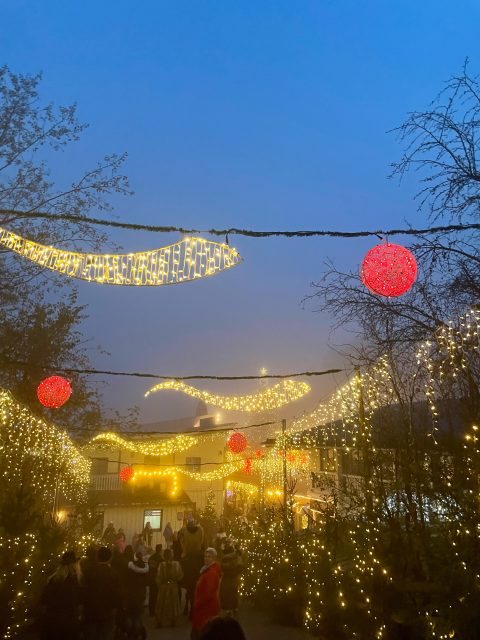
[101,504,180,545]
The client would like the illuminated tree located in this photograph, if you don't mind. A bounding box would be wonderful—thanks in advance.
[0,66,138,430]
[198,488,219,547]
[0,66,131,304]
[306,63,480,356]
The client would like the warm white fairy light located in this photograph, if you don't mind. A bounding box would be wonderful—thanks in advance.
[145,379,311,412]
[417,308,480,440]
[288,357,393,451]
[0,390,90,501]
[87,431,197,456]
[0,228,242,286]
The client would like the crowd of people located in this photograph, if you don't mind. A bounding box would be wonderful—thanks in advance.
[37,517,244,640]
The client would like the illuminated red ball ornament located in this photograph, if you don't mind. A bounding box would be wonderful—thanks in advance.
[227,432,247,454]
[361,242,417,297]
[119,466,134,482]
[37,376,72,408]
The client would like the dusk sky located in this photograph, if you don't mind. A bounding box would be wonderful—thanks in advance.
[2,1,480,426]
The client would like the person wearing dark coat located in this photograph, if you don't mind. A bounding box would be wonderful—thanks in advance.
[190,548,221,640]
[147,544,164,616]
[181,519,204,615]
[39,551,82,640]
[102,522,116,546]
[80,545,98,580]
[199,616,247,640]
[82,546,120,640]
[172,531,182,561]
[124,551,149,638]
[142,521,153,547]
[219,542,242,614]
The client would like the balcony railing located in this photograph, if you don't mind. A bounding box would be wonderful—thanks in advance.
[90,473,122,491]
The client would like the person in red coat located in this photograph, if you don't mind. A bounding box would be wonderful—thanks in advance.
[190,547,221,639]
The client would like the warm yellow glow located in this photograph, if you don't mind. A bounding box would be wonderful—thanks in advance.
[0,228,242,286]
[88,431,197,456]
[132,461,242,482]
[145,379,311,412]
[417,308,480,439]
[228,480,259,495]
[0,390,90,501]
[288,357,392,444]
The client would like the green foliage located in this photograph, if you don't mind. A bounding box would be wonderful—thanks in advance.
[198,488,219,547]
[236,508,307,627]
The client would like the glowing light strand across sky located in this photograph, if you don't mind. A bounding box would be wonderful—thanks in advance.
[87,431,197,456]
[145,379,311,412]
[0,228,242,286]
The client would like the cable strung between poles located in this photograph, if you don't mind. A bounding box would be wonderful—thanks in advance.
[1,208,479,238]
[0,359,344,380]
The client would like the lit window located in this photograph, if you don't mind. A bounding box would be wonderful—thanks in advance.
[144,509,162,531]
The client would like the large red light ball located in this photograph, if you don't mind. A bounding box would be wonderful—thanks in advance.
[37,376,72,408]
[227,432,247,454]
[361,243,417,297]
[119,466,134,482]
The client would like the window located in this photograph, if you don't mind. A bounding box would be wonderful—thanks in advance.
[144,509,162,532]
[319,448,337,472]
[186,457,201,472]
[340,449,363,476]
[91,458,109,474]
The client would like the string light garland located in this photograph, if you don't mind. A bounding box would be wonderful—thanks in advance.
[85,434,244,481]
[227,432,248,453]
[131,469,178,495]
[130,462,242,482]
[2,207,479,238]
[0,227,242,286]
[145,379,311,411]
[37,375,72,408]
[361,242,417,297]
[87,432,197,456]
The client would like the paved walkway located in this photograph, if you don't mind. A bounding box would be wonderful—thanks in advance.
[144,604,313,640]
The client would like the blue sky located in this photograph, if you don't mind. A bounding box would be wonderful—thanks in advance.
[2,1,480,424]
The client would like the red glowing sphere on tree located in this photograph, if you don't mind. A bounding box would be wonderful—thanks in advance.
[227,432,247,453]
[119,466,134,482]
[361,243,417,297]
[37,376,72,408]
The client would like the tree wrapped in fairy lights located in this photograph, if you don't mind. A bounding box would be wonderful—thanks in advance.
[0,390,90,639]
